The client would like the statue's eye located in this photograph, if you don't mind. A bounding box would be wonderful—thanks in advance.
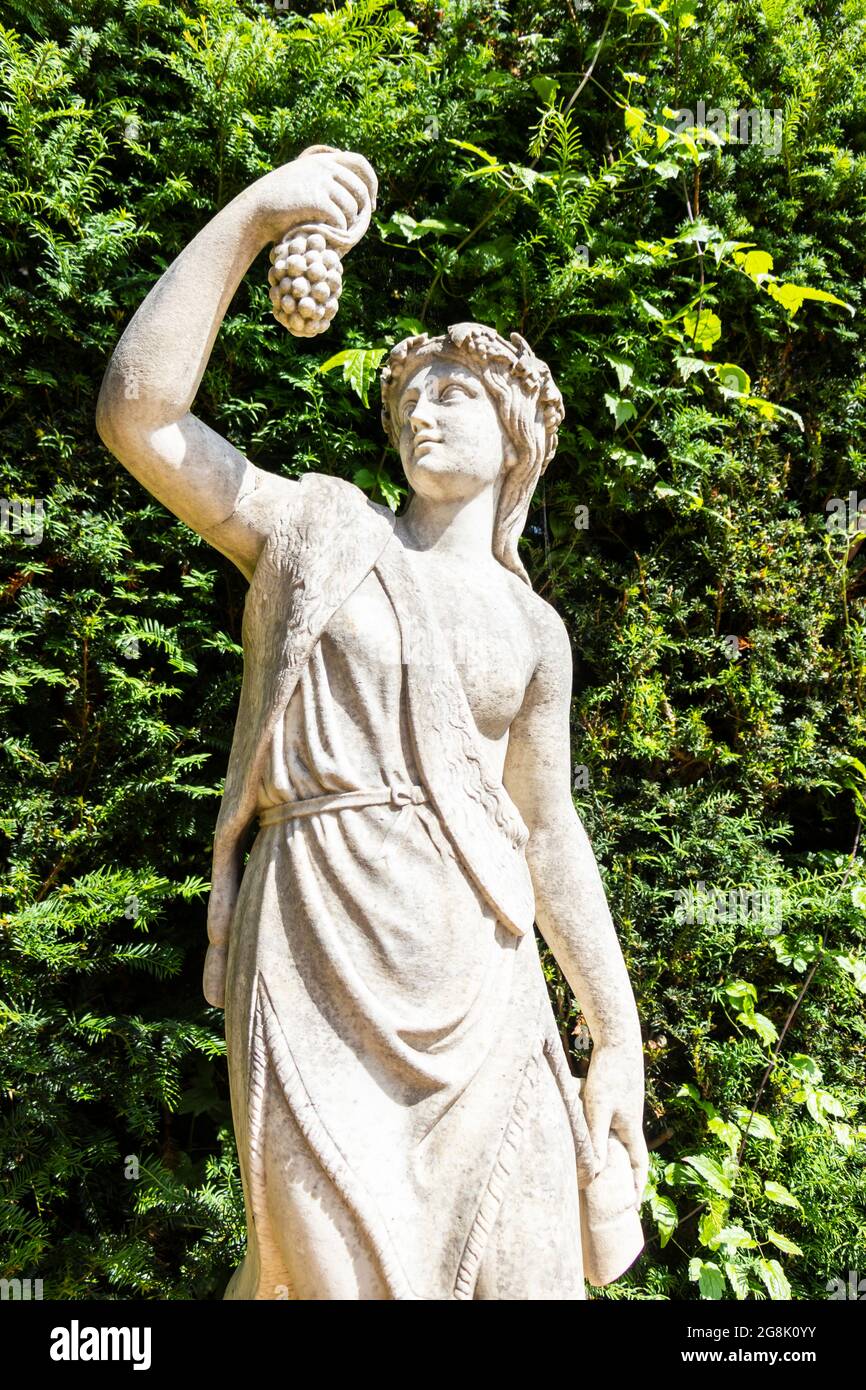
[441,384,467,402]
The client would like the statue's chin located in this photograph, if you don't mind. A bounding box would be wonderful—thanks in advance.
[404,452,500,503]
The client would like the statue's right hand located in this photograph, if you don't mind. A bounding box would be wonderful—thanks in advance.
[251,146,378,250]
[203,943,226,1010]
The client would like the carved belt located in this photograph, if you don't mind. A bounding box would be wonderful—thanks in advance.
[257,784,430,861]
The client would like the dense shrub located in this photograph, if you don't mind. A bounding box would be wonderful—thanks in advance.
[1,0,864,1299]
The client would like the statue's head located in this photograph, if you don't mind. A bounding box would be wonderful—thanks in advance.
[380,322,564,584]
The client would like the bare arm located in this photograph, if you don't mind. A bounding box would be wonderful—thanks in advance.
[95,146,377,579]
[504,602,648,1199]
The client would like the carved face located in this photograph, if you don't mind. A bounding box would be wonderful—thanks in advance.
[395,357,516,503]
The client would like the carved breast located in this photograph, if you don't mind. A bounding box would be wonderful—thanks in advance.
[322,564,533,744]
[400,555,535,743]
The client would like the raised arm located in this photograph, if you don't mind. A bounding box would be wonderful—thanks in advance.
[95,145,377,579]
[503,602,648,1203]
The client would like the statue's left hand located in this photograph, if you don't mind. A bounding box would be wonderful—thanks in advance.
[582,1041,649,1208]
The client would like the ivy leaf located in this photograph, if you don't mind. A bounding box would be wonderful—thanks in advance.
[716,362,751,394]
[509,164,555,191]
[723,979,757,1008]
[678,218,718,244]
[624,105,647,138]
[604,394,637,429]
[767,1229,803,1256]
[319,347,388,407]
[676,1081,716,1116]
[788,1054,822,1084]
[765,282,854,317]
[675,354,710,380]
[713,238,755,267]
[649,1192,678,1247]
[683,308,722,350]
[851,882,866,912]
[770,933,820,973]
[707,1115,742,1155]
[809,1089,846,1123]
[707,1225,757,1252]
[664,1160,703,1188]
[732,1108,779,1143]
[738,249,774,280]
[737,1009,779,1046]
[605,356,634,390]
[689,1258,725,1298]
[834,953,866,992]
[638,296,666,320]
[757,1257,792,1301]
[531,75,559,103]
[725,1261,752,1299]
[379,211,467,242]
[683,1154,734,1198]
[740,394,804,431]
[674,129,701,162]
[413,216,469,237]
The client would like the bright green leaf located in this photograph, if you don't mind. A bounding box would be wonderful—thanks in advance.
[683,1154,734,1198]
[757,1257,792,1300]
[767,1229,803,1256]
[683,308,722,350]
[689,1258,726,1298]
[319,347,388,407]
[604,394,638,430]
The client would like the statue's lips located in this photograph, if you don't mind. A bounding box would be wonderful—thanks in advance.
[412,435,443,459]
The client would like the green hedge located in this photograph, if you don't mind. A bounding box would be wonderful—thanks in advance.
[1,0,864,1299]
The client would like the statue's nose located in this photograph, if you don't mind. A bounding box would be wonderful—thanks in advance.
[409,397,435,432]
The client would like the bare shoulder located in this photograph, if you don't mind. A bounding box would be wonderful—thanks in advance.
[499,567,573,678]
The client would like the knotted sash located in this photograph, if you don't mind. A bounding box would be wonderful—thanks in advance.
[204,474,537,1006]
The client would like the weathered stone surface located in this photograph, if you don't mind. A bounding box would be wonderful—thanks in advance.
[96,145,648,1300]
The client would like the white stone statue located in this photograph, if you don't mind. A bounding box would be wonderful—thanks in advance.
[96,145,648,1301]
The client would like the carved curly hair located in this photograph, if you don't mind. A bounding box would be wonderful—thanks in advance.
[380,322,564,585]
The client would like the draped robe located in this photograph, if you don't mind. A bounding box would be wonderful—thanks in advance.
[205,473,638,1299]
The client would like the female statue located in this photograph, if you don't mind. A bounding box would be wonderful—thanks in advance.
[96,145,648,1301]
